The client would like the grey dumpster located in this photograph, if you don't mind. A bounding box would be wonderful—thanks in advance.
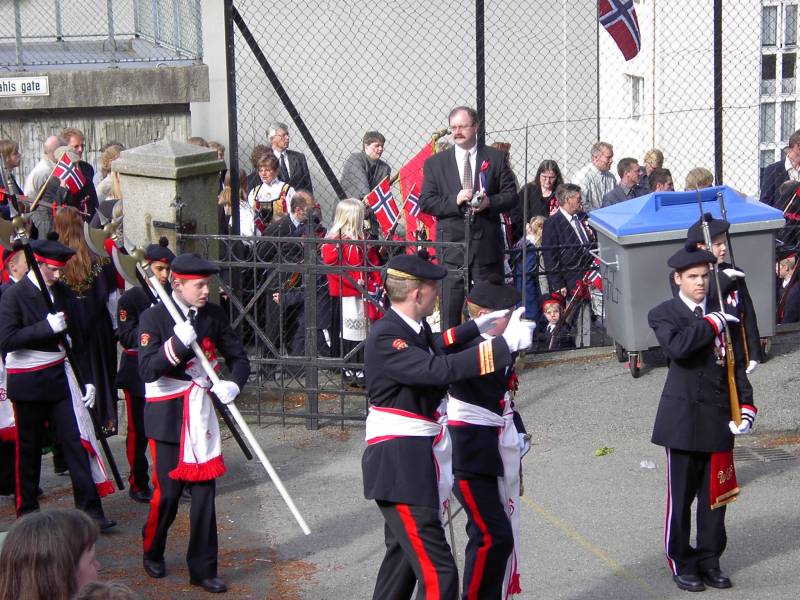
[588,185,784,377]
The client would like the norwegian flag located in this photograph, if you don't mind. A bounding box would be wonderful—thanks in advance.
[52,153,86,194]
[584,258,603,291]
[365,176,400,235]
[403,183,437,254]
[599,0,641,61]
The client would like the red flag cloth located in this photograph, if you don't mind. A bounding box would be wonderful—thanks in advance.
[403,183,438,256]
[398,142,433,201]
[584,257,603,291]
[365,177,400,236]
[599,0,641,61]
[709,450,739,509]
[52,153,86,194]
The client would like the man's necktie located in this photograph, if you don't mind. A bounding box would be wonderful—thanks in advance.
[188,308,197,327]
[279,153,289,182]
[572,215,589,244]
[693,306,703,319]
[462,153,473,190]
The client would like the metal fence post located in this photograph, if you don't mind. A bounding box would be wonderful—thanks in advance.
[133,0,141,38]
[224,0,240,236]
[106,0,118,65]
[475,0,485,145]
[304,239,319,430]
[54,0,63,41]
[171,0,182,54]
[13,0,23,70]
[151,0,162,46]
[713,0,723,184]
[194,0,203,60]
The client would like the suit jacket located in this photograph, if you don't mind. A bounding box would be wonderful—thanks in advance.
[778,280,800,323]
[116,286,156,396]
[648,296,754,453]
[138,300,250,443]
[419,145,517,268]
[282,149,313,192]
[760,160,790,206]
[601,183,649,207]
[0,276,86,403]
[340,152,391,199]
[542,210,593,292]
[361,310,512,508]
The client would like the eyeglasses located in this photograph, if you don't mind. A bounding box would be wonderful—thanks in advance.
[449,124,475,131]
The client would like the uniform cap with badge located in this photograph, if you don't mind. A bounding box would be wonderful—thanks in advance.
[667,240,717,271]
[385,249,447,281]
[468,272,521,310]
[31,232,76,267]
[686,212,729,245]
[170,253,220,279]
[144,237,176,265]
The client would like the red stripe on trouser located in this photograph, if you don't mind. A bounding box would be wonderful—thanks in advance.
[123,390,137,490]
[11,403,21,515]
[395,504,441,600]
[458,479,493,600]
[142,439,161,553]
[664,448,677,575]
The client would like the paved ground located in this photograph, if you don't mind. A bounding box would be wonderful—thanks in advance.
[2,332,800,599]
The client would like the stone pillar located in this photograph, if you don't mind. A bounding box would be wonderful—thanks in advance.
[113,139,224,256]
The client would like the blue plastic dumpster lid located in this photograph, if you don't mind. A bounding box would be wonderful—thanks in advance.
[587,186,784,237]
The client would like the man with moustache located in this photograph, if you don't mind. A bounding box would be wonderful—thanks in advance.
[419,106,518,329]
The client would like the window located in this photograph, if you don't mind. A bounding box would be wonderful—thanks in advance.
[786,5,798,46]
[762,54,777,94]
[761,102,776,143]
[782,101,796,140]
[761,149,776,169]
[629,75,644,119]
[763,5,779,46]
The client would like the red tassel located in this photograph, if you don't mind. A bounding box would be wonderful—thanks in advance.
[169,455,226,482]
[0,426,16,443]
[508,573,522,595]
[96,480,115,497]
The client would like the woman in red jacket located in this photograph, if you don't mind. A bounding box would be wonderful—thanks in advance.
[321,198,380,387]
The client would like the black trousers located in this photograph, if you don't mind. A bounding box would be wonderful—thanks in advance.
[123,391,150,492]
[453,476,514,600]
[373,501,459,600]
[12,399,103,518]
[441,261,503,330]
[664,448,727,576]
[143,439,218,580]
[0,441,14,495]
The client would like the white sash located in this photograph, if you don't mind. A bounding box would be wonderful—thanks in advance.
[448,394,523,598]
[5,348,66,372]
[145,357,225,482]
[0,356,15,441]
[341,296,367,341]
[365,401,453,524]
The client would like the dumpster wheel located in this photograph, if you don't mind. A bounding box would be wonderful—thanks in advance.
[629,352,642,378]
[614,342,628,363]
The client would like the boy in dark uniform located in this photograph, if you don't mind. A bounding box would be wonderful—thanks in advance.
[362,251,535,600]
[649,242,756,592]
[0,234,116,529]
[536,292,574,351]
[686,213,762,373]
[116,237,174,503]
[139,253,249,594]
[447,275,530,599]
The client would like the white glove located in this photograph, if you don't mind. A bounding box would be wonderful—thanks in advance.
[705,311,739,333]
[729,405,756,435]
[519,433,531,458]
[212,380,240,405]
[172,320,197,347]
[46,312,67,334]
[501,307,535,352]
[746,360,759,374]
[474,309,510,335]
[81,384,96,409]
[722,268,745,280]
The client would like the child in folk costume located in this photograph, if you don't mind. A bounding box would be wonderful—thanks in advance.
[321,198,381,387]
[139,253,250,594]
[116,238,175,503]
[245,154,295,234]
[649,242,756,592]
[447,275,530,598]
[0,233,115,528]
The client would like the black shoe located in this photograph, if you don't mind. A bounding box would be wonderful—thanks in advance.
[54,466,68,476]
[94,516,117,532]
[129,487,153,503]
[190,577,227,593]
[143,557,166,579]
[181,487,192,501]
[673,573,706,592]
[702,567,732,589]
[36,487,43,497]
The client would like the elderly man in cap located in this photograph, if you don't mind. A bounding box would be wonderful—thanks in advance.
[447,273,531,599]
[116,237,175,504]
[649,242,756,592]
[0,233,115,529]
[138,253,250,593]
[362,250,535,600]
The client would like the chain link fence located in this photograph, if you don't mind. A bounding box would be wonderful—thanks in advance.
[0,0,202,70]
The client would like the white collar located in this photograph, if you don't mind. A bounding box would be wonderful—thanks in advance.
[678,291,706,315]
[289,211,301,228]
[454,143,477,162]
[171,292,195,319]
[559,206,577,221]
[391,306,422,334]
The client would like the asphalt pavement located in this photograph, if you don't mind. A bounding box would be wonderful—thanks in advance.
[2,332,799,599]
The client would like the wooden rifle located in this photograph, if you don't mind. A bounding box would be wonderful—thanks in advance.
[694,189,741,425]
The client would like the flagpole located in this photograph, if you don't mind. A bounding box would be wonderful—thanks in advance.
[596,0,601,141]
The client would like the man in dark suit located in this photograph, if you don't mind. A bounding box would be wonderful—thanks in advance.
[269,121,313,192]
[649,243,755,593]
[601,157,649,207]
[419,106,518,329]
[362,252,534,600]
[542,183,594,346]
[760,129,800,206]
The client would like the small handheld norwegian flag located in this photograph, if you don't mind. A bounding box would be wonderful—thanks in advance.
[365,176,400,236]
[53,152,86,195]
